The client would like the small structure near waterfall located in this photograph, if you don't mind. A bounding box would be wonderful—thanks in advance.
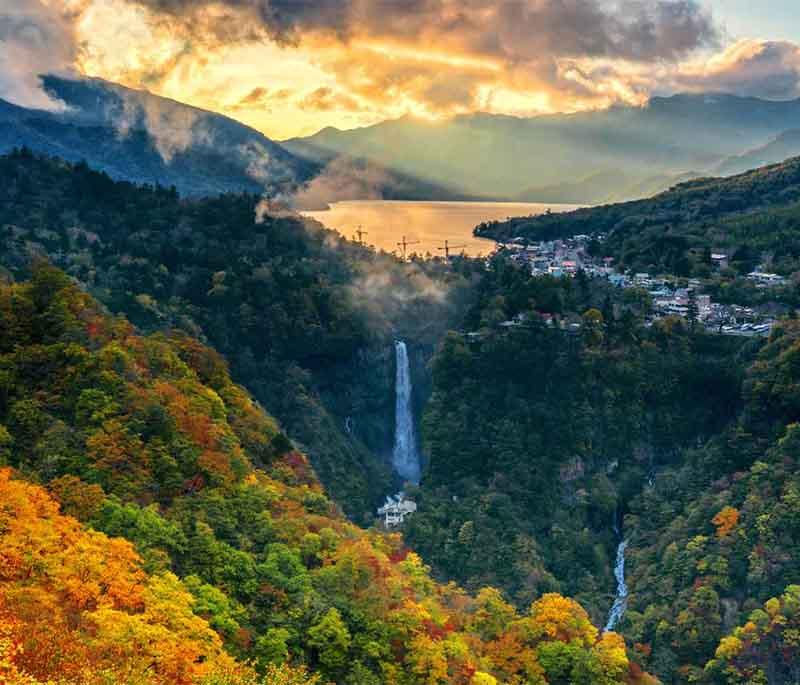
[378,494,417,528]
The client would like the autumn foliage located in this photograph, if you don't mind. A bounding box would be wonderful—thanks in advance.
[0,266,644,684]
[0,468,236,684]
[711,506,740,539]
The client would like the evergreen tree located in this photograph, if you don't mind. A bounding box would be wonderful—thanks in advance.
[687,289,699,331]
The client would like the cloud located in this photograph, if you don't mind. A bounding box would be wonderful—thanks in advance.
[299,87,361,112]
[672,40,800,99]
[289,155,392,210]
[108,85,212,161]
[227,86,295,112]
[126,0,717,63]
[10,0,800,143]
[115,0,718,115]
[0,0,85,110]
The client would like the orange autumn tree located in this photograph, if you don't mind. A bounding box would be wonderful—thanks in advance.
[712,506,740,539]
[0,468,311,685]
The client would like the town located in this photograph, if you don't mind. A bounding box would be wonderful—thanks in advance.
[497,234,786,337]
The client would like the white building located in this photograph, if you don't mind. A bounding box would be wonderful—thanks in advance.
[378,494,417,528]
[747,272,787,287]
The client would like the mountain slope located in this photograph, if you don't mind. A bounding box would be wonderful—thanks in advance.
[0,470,316,685]
[477,155,800,276]
[514,170,702,205]
[0,149,477,519]
[622,320,800,683]
[405,259,747,620]
[0,76,317,197]
[409,249,800,683]
[285,94,800,201]
[0,265,645,685]
[713,128,800,177]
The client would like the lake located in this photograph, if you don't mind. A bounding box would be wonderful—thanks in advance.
[302,200,579,258]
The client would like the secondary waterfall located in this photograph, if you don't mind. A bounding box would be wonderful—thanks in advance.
[392,341,421,484]
[604,540,629,632]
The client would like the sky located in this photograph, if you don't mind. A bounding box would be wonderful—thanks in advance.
[712,0,800,42]
[3,0,800,139]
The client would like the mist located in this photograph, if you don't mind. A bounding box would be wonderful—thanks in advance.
[0,0,83,111]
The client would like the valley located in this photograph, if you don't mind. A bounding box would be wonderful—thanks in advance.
[5,10,800,680]
[4,144,800,684]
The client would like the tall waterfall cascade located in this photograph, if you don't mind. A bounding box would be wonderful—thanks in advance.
[392,341,421,484]
[604,540,629,632]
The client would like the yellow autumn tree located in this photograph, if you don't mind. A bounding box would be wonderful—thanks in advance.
[526,593,598,647]
[0,468,248,685]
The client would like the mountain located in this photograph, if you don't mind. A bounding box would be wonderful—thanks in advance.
[4,150,800,685]
[0,263,645,685]
[411,251,800,683]
[10,82,800,206]
[0,75,318,197]
[285,93,800,202]
[0,149,479,521]
[0,76,485,205]
[514,170,702,205]
[477,155,800,276]
[713,128,800,177]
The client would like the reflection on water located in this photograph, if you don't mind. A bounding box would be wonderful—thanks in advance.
[302,200,579,258]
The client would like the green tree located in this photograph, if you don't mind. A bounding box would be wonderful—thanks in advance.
[582,308,605,347]
[307,608,352,674]
[687,289,699,331]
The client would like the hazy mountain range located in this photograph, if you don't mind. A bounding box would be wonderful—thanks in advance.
[285,93,800,203]
[5,77,800,204]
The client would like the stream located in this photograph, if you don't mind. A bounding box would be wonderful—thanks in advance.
[604,539,629,632]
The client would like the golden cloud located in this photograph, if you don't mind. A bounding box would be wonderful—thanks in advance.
[6,0,800,139]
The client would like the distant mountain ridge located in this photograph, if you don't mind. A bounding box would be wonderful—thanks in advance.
[513,169,703,205]
[285,93,800,202]
[713,128,800,177]
[0,76,489,204]
[7,80,800,204]
[0,75,318,197]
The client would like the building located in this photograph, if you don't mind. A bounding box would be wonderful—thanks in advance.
[608,273,628,288]
[711,253,729,269]
[747,272,787,288]
[378,495,417,528]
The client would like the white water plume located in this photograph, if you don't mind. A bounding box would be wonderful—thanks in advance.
[604,540,629,632]
[392,340,421,484]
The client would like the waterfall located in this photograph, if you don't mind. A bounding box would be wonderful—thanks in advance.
[604,540,629,632]
[392,341,421,484]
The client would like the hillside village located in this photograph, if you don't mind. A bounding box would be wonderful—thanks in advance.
[497,234,786,337]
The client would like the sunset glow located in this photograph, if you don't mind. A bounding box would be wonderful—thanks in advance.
[5,0,800,138]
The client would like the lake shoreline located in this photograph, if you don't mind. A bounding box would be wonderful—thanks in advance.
[302,199,580,258]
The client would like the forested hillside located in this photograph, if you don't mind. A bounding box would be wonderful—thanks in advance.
[0,149,476,519]
[0,265,644,685]
[477,156,800,276]
[4,151,800,684]
[622,320,800,682]
[406,258,750,618]
[407,249,800,683]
